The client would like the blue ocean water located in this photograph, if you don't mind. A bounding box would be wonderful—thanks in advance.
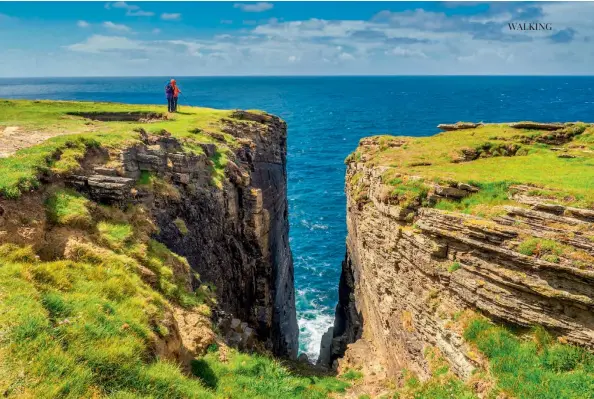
[1,76,593,359]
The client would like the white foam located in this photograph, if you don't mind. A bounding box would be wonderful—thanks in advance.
[298,311,335,362]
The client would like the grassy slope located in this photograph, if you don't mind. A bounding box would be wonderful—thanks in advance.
[0,101,349,398]
[0,189,350,398]
[356,123,594,210]
[0,99,241,198]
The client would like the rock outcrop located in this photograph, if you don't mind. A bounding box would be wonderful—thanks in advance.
[321,122,594,381]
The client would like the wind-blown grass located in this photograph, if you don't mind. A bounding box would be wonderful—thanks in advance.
[464,318,594,399]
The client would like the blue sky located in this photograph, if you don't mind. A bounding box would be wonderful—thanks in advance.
[0,1,592,76]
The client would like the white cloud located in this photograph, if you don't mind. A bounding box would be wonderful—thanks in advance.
[77,20,90,28]
[385,47,428,58]
[127,10,154,17]
[338,52,355,61]
[161,13,181,21]
[111,2,132,9]
[152,28,161,34]
[51,3,594,76]
[221,20,233,25]
[66,35,144,53]
[103,21,132,32]
[107,2,154,17]
[234,2,274,13]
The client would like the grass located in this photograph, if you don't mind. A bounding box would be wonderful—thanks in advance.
[356,123,594,210]
[516,238,567,262]
[434,181,513,217]
[393,348,477,399]
[448,262,461,273]
[0,244,207,399]
[0,193,349,398]
[0,99,250,198]
[191,349,349,398]
[173,218,189,235]
[45,188,93,228]
[463,318,594,399]
[342,369,364,381]
[98,221,134,250]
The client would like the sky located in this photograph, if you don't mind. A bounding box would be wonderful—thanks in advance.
[0,1,593,76]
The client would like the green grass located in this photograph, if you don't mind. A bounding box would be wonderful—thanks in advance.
[173,218,189,235]
[0,99,248,198]
[434,181,513,216]
[516,238,569,263]
[464,318,594,399]
[0,244,209,399]
[191,349,349,398]
[98,221,134,250]
[342,369,363,381]
[448,262,461,273]
[393,364,477,399]
[358,123,594,210]
[0,198,349,398]
[45,188,93,228]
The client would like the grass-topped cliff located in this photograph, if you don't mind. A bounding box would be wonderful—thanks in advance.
[338,121,594,398]
[0,99,349,398]
[350,121,594,211]
[0,99,258,198]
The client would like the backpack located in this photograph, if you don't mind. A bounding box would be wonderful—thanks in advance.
[165,84,174,96]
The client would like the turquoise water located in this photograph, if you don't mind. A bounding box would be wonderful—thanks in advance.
[2,76,594,358]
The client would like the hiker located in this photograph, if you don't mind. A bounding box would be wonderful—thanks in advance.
[165,79,181,112]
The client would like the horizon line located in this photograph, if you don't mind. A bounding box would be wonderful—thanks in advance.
[1,74,594,79]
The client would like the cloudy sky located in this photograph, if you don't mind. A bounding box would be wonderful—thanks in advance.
[0,1,592,77]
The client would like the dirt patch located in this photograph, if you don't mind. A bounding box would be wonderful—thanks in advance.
[67,111,166,122]
[0,126,61,158]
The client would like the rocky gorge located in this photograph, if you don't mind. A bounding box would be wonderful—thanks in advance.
[1,99,594,398]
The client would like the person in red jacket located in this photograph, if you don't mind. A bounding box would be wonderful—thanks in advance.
[165,79,181,112]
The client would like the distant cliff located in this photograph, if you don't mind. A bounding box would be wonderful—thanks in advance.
[321,122,594,398]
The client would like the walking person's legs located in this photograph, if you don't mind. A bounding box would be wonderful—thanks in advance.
[172,97,178,112]
[167,97,173,112]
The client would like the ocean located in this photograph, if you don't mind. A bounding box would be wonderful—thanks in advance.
[1,76,593,359]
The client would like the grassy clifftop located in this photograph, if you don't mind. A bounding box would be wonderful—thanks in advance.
[0,99,251,198]
[349,121,594,213]
[0,100,350,398]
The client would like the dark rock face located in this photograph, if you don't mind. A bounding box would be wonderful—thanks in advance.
[153,115,298,358]
[67,112,298,359]
[318,253,362,368]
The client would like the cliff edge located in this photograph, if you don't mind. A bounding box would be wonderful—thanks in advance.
[0,100,345,398]
[323,121,594,398]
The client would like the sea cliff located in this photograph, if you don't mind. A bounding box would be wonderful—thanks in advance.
[0,100,348,398]
[322,122,594,398]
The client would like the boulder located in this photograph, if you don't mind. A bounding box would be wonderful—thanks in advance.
[434,185,468,199]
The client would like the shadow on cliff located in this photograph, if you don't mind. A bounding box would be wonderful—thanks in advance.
[191,359,219,389]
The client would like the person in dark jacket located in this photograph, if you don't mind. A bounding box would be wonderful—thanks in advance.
[165,79,181,112]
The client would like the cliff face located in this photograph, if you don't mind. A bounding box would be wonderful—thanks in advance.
[139,112,298,357]
[0,105,298,358]
[323,122,594,382]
